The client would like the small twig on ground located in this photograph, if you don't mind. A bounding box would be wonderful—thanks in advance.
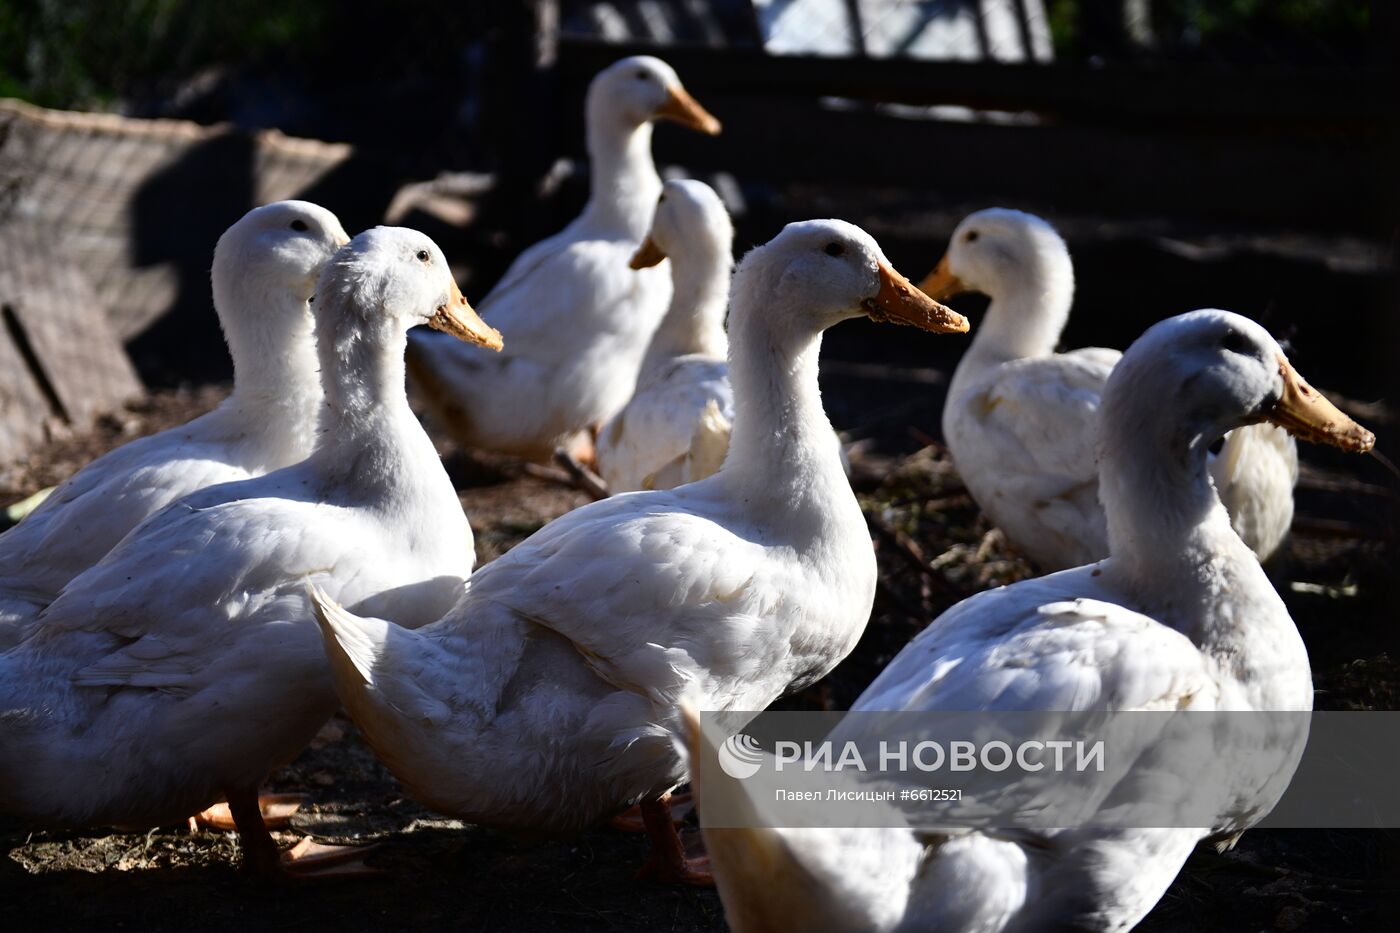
[865,510,964,599]
[518,462,579,486]
[924,493,974,512]
[973,527,1005,564]
[907,427,945,453]
[552,449,611,501]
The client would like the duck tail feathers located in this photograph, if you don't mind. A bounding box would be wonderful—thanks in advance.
[307,581,456,727]
[307,581,385,687]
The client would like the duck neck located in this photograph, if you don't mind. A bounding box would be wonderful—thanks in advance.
[1101,416,1238,595]
[1099,402,1305,702]
[582,108,662,238]
[950,265,1073,401]
[212,274,323,455]
[312,310,439,503]
[721,298,846,512]
[641,245,731,371]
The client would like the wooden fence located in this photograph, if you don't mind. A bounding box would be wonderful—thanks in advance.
[524,36,1394,233]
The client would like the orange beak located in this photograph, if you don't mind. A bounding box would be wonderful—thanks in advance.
[430,278,503,351]
[916,254,969,302]
[656,85,722,135]
[1265,352,1374,452]
[862,259,970,334]
[629,235,667,270]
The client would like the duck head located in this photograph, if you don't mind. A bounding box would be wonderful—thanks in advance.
[737,219,969,336]
[319,227,503,351]
[590,55,721,135]
[630,178,734,270]
[208,200,350,392]
[212,200,349,310]
[1108,309,1373,454]
[918,207,1072,303]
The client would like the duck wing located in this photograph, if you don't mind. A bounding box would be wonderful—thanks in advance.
[949,352,1118,566]
[851,569,1213,717]
[468,493,777,704]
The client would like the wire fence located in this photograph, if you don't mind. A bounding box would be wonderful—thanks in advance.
[557,0,1372,68]
[0,2,1377,130]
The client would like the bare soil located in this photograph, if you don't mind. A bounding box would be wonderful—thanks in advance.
[2,374,1397,932]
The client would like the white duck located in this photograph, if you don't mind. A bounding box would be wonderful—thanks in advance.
[0,201,348,648]
[689,310,1374,932]
[408,56,721,461]
[924,208,1299,570]
[0,227,501,877]
[596,178,735,491]
[309,220,969,883]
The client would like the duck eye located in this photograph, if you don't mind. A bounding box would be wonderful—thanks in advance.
[824,242,845,257]
[416,250,431,263]
[1219,331,1250,354]
[964,230,979,243]
[635,70,649,81]
[289,220,308,232]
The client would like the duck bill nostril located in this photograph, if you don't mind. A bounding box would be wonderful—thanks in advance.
[428,280,503,352]
[863,259,970,335]
[1264,352,1375,453]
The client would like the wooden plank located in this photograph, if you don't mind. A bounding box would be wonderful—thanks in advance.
[555,38,1385,127]
[0,100,352,341]
[542,38,1385,230]
[0,223,143,462]
[0,306,52,461]
[538,91,1379,231]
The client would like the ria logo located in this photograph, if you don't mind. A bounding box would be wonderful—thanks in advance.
[718,732,764,780]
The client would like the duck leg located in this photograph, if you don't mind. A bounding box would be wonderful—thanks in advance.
[552,446,611,500]
[611,790,694,833]
[189,792,307,832]
[224,786,380,880]
[227,785,288,877]
[634,795,713,886]
[565,423,601,470]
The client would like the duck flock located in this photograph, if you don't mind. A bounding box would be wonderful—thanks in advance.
[0,56,1381,931]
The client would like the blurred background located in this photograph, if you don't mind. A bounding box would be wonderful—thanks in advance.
[0,1,1392,426]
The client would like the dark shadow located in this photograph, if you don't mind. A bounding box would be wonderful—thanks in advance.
[121,129,439,389]
[126,133,256,387]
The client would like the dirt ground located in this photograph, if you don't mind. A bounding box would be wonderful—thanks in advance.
[2,367,1397,931]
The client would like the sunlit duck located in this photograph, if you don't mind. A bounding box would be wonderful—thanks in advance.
[690,310,1373,931]
[0,227,501,878]
[310,220,969,884]
[408,55,721,461]
[596,178,735,491]
[923,208,1299,569]
[0,201,348,648]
